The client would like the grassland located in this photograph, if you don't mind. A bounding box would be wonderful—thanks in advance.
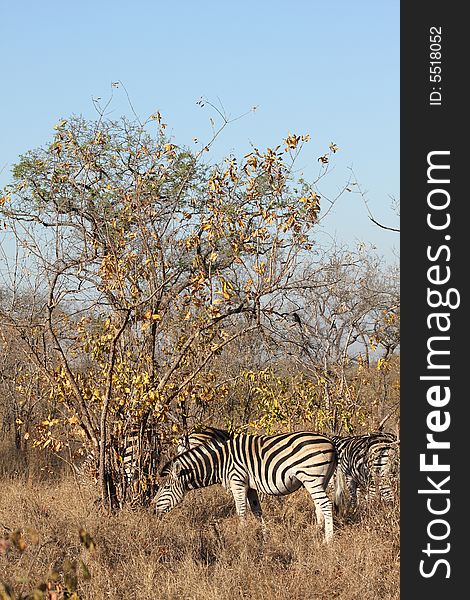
[0,447,399,600]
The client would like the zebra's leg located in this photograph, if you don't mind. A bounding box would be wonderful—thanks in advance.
[375,465,395,503]
[316,502,325,529]
[333,469,349,516]
[367,463,383,502]
[377,451,397,503]
[379,482,395,503]
[247,488,267,538]
[301,479,334,543]
[247,488,263,520]
[346,475,358,510]
[229,480,249,520]
[368,466,392,504]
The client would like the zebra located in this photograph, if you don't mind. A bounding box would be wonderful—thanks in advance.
[331,432,399,514]
[73,428,160,507]
[154,431,337,542]
[111,428,161,505]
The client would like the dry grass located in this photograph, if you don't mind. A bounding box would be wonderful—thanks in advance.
[0,463,399,600]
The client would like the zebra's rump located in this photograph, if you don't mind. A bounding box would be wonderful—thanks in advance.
[332,432,398,476]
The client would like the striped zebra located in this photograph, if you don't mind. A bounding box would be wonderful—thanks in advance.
[117,429,159,482]
[331,432,399,514]
[74,429,160,507]
[154,431,337,542]
[112,428,161,505]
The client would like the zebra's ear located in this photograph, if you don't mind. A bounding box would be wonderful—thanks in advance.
[159,459,173,477]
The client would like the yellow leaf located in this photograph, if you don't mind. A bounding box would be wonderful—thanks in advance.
[329,142,339,153]
[284,133,300,150]
[377,358,386,371]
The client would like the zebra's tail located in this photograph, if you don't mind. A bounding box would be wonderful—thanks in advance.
[333,468,349,516]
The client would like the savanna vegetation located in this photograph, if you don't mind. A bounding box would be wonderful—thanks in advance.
[1,101,399,599]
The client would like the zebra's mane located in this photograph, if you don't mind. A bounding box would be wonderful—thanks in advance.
[191,425,229,435]
[159,438,228,477]
[333,431,397,441]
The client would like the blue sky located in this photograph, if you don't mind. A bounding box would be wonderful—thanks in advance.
[1,0,399,261]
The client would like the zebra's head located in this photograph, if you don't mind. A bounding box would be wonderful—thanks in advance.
[153,457,188,515]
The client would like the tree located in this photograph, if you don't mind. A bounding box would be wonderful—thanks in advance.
[1,106,347,506]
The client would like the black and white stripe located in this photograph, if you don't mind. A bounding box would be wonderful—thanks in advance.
[154,431,337,542]
[331,432,399,514]
[74,428,160,483]
[176,426,231,454]
[176,426,265,519]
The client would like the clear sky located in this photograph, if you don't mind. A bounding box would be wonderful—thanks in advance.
[1,0,399,261]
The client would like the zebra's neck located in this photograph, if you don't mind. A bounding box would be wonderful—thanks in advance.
[182,442,225,489]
